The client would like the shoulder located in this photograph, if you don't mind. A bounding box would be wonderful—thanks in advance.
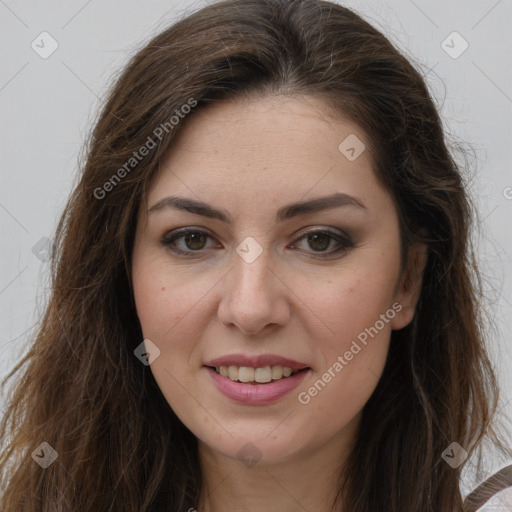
[465,464,512,512]
[476,485,512,511]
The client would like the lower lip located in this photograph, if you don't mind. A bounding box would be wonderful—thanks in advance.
[206,367,310,405]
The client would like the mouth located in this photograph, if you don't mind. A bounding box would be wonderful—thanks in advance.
[207,365,309,384]
[203,355,311,404]
[205,364,311,404]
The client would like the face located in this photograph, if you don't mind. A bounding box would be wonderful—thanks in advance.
[131,94,422,466]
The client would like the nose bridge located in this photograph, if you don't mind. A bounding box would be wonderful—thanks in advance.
[218,239,290,334]
[231,241,272,298]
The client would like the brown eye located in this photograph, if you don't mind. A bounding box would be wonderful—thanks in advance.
[161,227,353,258]
[161,229,218,255]
[291,228,354,257]
[183,231,208,250]
[306,232,332,252]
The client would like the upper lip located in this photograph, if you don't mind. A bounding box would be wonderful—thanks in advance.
[204,354,310,370]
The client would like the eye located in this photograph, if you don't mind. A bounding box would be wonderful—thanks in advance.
[290,228,354,256]
[160,227,354,257]
[160,228,219,255]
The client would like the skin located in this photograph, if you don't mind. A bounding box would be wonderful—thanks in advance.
[131,94,426,512]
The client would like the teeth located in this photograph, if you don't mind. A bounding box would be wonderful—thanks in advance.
[254,366,272,383]
[271,365,283,379]
[238,367,254,382]
[215,365,301,383]
[228,365,238,380]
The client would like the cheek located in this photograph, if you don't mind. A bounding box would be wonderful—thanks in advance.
[293,252,399,415]
[131,249,207,341]
[131,256,222,378]
[132,266,176,339]
[131,260,208,410]
[299,254,399,355]
[331,274,397,347]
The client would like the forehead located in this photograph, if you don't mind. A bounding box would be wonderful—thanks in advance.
[160,93,369,165]
[142,94,390,221]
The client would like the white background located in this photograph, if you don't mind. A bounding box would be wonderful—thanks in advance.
[1,0,511,491]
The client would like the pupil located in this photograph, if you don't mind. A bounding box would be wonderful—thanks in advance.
[186,232,206,250]
[309,233,330,251]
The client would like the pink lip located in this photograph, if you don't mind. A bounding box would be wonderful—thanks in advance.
[204,354,309,370]
[205,367,311,405]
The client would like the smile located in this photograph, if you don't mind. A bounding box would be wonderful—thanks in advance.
[205,366,310,405]
[211,365,301,383]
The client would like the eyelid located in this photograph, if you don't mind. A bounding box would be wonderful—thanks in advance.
[288,227,354,257]
[292,226,352,244]
[160,226,354,257]
[160,227,219,255]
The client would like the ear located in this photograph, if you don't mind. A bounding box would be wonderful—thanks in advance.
[391,242,428,330]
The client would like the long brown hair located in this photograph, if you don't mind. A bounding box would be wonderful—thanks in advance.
[0,0,509,510]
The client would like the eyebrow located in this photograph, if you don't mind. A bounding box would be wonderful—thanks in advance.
[148,192,366,223]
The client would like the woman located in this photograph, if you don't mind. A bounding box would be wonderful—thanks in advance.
[0,0,510,510]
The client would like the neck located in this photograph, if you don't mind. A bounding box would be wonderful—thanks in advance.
[196,419,358,512]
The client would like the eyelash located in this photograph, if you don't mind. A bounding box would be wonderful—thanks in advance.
[160,227,355,258]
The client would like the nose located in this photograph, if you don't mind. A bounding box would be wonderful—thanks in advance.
[217,245,291,336]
